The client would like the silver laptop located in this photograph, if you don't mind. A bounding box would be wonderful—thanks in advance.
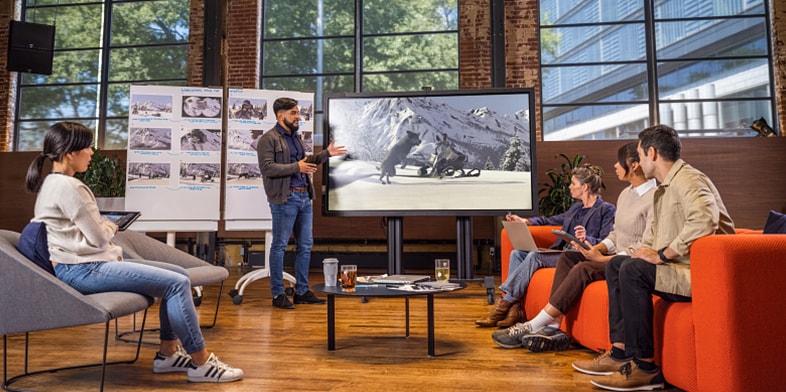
[502,221,562,253]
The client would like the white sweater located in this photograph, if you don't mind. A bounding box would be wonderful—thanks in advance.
[33,173,123,264]
[601,178,657,255]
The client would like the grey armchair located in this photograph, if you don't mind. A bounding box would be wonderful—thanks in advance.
[112,230,229,328]
[0,229,154,392]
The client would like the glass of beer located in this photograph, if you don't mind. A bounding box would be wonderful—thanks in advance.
[435,259,450,282]
[340,264,358,292]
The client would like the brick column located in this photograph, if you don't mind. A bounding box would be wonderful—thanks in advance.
[772,0,786,135]
[504,0,542,140]
[188,0,259,89]
[459,0,493,89]
[187,0,205,87]
[0,1,19,151]
[224,0,261,89]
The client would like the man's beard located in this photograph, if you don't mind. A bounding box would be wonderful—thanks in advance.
[284,118,299,132]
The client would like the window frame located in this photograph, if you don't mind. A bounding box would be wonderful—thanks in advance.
[538,0,778,140]
[13,0,190,150]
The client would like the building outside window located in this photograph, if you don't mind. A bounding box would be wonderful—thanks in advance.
[13,0,190,150]
[540,0,776,140]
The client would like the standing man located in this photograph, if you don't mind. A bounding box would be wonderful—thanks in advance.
[257,97,347,309]
[573,125,735,390]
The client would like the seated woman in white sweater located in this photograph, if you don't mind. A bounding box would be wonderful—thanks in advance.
[26,121,243,383]
[492,142,656,350]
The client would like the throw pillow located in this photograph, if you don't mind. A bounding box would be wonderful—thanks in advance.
[17,221,56,276]
[763,210,786,234]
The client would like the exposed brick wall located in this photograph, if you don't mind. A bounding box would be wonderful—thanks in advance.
[187,0,204,87]
[459,0,493,89]
[0,0,19,152]
[224,0,260,89]
[772,0,786,134]
[504,0,542,139]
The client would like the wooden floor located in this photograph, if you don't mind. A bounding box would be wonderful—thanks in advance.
[3,267,684,391]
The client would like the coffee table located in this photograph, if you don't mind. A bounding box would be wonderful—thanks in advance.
[312,282,465,357]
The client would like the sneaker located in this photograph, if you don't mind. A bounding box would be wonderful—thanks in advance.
[491,321,533,349]
[153,345,192,373]
[573,349,632,376]
[272,293,295,309]
[187,353,244,383]
[521,326,572,352]
[590,361,665,391]
[293,290,326,304]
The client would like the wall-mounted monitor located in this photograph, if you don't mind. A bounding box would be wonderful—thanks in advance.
[322,88,537,217]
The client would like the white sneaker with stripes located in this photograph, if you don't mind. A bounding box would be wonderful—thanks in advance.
[153,346,193,373]
[187,353,244,383]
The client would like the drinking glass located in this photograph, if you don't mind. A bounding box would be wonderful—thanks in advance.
[340,265,357,292]
[435,259,450,282]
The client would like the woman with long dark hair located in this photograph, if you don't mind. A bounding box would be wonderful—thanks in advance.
[26,121,243,383]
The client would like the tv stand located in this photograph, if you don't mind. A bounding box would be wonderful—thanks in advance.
[385,216,494,304]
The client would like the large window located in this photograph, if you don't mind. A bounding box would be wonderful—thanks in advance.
[14,0,190,150]
[540,0,776,140]
[261,0,459,115]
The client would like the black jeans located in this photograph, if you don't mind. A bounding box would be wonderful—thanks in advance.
[606,255,691,359]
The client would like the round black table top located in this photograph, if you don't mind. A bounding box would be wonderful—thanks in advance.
[312,281,465,297]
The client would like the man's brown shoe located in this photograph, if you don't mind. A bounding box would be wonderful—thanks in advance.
[496,302,523,328]
[590,361,665,391]
[572,349,630,376]
[475,297,513,327]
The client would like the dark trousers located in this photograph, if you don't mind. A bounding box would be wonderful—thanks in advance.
[548,251,607,314]
[606,255,691,359]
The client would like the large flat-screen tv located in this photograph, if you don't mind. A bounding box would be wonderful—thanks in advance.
[322,88,537,217]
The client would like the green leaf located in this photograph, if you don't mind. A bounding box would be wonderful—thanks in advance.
[74,147,126,197]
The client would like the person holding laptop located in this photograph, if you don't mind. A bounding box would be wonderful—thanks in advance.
[492,142,656,350]
[26,122,244,383]
[476,164,616,328]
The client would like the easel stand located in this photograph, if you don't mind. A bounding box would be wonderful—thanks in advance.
[228,231,297,304]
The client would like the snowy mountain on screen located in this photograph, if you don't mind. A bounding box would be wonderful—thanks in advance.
[328,96,530,168]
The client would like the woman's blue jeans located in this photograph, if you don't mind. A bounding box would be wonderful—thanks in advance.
[499,250,561,303]
[269,190,313,297]
[54,260,206,354]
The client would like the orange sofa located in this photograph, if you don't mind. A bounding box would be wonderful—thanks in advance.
[500,226,784,392]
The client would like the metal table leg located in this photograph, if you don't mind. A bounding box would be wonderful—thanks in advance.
[405,297,410,337]
[427,294,435,357]
[327,294,335,350]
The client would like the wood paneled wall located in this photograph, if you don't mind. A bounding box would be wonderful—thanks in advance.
[2,137,784,240]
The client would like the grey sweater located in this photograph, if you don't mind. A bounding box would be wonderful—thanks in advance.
[33,174,123,264]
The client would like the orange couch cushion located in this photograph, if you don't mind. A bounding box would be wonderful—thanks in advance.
[655,299,697,392]
[690,234,786,392]
[500,226,559,280]
[521,268,554,321]
[563,281,611,352]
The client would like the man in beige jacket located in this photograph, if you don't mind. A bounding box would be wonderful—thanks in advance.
[573,124,735,391]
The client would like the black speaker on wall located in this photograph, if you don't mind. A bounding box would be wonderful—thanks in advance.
[7,20,56,75]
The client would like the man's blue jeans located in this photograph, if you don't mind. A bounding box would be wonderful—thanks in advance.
[269,190,313,297]
[499,250,561,303]
[53,260,206,354]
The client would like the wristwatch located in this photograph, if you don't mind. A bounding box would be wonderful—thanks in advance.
[658,247,671,263]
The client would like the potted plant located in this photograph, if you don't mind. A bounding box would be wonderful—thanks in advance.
[74,147,126,210]
[537,153,587,216]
